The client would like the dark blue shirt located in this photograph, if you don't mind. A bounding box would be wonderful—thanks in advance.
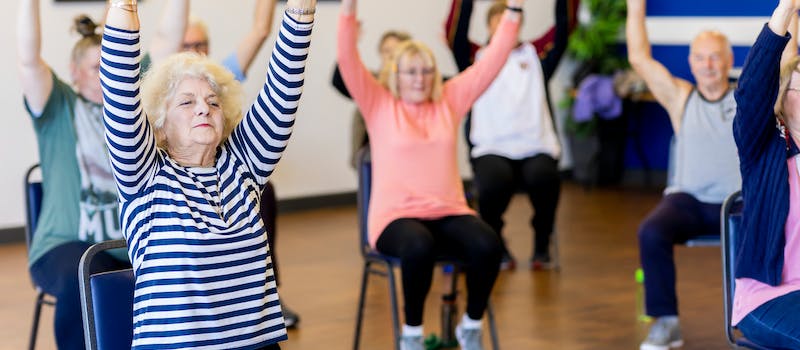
[734,24,799,285]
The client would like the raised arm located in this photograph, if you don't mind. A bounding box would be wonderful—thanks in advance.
[445,0,480,72]
[735,0,799,165]
[780,8,799,66]
[148,0,189,62]
[625,0,692,133]
[229,0,315,185]
[233,0,278,77]
[336,0,386,120]
[536,0,579,82]
[102,0,157,200]
[443,1,522,119]
[17,0,53,115]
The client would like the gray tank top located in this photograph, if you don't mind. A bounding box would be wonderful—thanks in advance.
[665,88,741,203]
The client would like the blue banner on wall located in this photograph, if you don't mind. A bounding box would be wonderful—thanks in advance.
[646,0,773,17]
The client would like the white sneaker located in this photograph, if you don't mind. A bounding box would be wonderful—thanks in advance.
[455,323,483,350]
[399,334,424,350]
[640,316,683,350]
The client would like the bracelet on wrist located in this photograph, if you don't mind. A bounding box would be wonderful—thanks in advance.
[506,6,523,13]
[110,0,137,11]
[286,7,316,15]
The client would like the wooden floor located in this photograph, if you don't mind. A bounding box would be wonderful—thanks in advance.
[0,183,730,349]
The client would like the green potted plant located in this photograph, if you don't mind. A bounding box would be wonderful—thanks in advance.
[562,0,628,186]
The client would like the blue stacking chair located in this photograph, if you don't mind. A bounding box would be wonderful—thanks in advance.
[78,239,134,350]
[23,163,55,350]
[352,149,500,350]
[720,190,774,350]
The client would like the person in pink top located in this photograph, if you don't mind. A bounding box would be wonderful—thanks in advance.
[337,1,522,349]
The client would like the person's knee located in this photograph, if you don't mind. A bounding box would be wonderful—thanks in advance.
[398,235,436,263]
[476,174,515,196]
[638,219,671,250]
[467,226,503,263]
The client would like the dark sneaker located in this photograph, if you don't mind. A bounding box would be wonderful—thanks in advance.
[530,252,552,270]
[282,302,300,329]
[640,316,683,350]
[500,251,517,271]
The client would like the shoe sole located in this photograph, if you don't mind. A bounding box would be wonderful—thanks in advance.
[500,260,517,271]
[530,260,554,271]
[639,339,684,350]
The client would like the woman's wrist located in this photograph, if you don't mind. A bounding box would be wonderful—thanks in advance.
[110,0,137,12]
[286,0,316,22]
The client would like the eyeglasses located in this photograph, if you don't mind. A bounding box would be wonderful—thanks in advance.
[182,41,209,52]
[397,67,435,77]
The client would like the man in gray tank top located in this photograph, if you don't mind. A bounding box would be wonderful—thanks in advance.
[626,0,742,349]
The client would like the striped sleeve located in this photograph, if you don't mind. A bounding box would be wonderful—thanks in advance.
[228,13,314,186]
[100,25,158,201]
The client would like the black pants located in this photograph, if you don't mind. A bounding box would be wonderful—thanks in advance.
[637,192,721,316]
[471,154,561,256]
[376,215,502,326]
[260,181,281,285]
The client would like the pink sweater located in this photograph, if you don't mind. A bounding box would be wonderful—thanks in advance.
[336,13,520,248]
[732,156,800,325]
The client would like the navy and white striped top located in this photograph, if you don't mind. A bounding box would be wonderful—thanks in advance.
[100,13,313,350]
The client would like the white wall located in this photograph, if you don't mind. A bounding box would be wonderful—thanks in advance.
[1,0,556,229]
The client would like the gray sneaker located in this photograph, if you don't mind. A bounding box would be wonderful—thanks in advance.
[399,334,424,350]
[640,316,683,350]
[455,323,483,350]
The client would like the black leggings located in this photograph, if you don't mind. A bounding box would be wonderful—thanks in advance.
[472,154,561,255]
[259,181,280,285]
[375,215,502,326]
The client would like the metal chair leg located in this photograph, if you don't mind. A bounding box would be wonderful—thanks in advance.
[387,265,401,350]
[29,291,44,350]
[551,229,561,271]
[487,301,499,350]
[353,261,372,350]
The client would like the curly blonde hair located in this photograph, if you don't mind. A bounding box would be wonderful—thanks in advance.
[141,52,243,149]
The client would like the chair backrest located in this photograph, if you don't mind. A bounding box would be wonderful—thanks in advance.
[356,148,372,256]
[720,190,743,347]
[79,239,134,350]
[24,164,43,250]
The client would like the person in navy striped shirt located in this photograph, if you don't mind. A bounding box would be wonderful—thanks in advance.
[101,0,315,348]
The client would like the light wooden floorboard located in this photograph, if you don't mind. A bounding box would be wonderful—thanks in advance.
[0,183,729,349]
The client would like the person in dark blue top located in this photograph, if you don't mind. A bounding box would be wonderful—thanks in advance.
[731,0,800,348]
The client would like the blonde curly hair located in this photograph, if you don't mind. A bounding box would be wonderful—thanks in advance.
[140,52,243,149]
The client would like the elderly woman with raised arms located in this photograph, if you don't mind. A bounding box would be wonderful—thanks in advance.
[101,0,315,349]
